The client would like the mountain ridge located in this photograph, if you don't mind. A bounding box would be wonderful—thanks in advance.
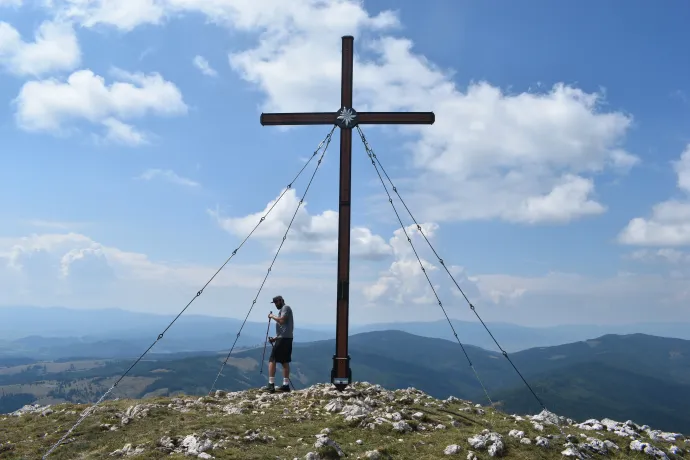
[3,305,690,359]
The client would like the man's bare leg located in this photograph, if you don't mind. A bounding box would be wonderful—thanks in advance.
[268,361,276,383]
[279,363,290,390]
[262,360,277,392]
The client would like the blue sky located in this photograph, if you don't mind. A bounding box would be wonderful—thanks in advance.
[1,0,689,327]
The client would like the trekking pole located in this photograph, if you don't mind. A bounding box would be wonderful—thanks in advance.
[259,311,272,375]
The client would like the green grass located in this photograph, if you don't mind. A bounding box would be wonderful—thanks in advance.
[0,382,685,459]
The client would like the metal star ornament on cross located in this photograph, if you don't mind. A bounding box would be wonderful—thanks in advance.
[336,107,357,127]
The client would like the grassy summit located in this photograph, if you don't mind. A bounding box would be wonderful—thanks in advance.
[0,382,686,459]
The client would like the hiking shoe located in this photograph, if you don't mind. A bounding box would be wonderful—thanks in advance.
[278,384,290,392]
[263,383,275,393]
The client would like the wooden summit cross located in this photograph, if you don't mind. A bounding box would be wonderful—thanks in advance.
[260,35,435,391]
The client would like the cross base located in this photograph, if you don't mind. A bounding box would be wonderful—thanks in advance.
[331,355,352,391]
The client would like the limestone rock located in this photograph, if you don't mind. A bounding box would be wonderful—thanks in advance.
[314,434,344,457]
[468,431,504,457]
[630,440,670,459]
[535,436,549,448]
[444,444,462,455]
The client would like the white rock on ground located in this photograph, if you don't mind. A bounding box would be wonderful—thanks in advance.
[669,445,684,455]
[561,443,587,459]
[444,444,462,455]
[535,436,550,448]
[314,433,344,457]
[630,440,670,459]
[468,430,505,457]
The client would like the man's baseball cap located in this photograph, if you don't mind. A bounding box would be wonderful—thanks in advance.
[271,295,284,303]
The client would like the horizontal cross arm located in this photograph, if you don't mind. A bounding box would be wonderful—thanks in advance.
[357,112,435,125]
[260,112,337,126]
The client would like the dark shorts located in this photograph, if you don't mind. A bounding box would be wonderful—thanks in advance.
[269,338,293,364]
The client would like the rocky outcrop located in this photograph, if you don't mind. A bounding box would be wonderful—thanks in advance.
[1,382,687,459]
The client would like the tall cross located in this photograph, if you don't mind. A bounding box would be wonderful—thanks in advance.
[260,35,435,391]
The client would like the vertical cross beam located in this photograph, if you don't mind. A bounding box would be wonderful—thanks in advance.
[260,35,435,392]
[334,36,354,392]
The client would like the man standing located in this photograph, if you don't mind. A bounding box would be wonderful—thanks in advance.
[265,295,293,393]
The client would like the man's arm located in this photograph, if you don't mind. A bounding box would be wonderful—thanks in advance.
[271,307,292,324]
[271,313,287,324]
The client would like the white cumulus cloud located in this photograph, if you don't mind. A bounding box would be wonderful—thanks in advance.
[619,145,690,246]
[13,68,187,144]
[51,0,166,32]
[363,222,481,307]
[0,231,337,314]
[101,118,148,146]
[219,5,635,225]
[211,188,392,261]
[0,20,80,76]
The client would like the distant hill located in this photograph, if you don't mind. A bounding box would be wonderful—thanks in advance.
[2,305,690,358]
[349,319,690,352]
[0,305,334,359]
[483,333,690,433]
[0,305,334,341]
[501,333,690,385]
[0,329,688,434]
[491,361,690,435]
[0,334,266,361]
